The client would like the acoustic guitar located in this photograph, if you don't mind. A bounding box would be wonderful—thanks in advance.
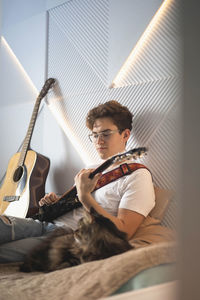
[0,78,55,218]
[32,147,148,222]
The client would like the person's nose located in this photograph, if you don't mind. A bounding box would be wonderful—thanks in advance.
[96,134,104,144]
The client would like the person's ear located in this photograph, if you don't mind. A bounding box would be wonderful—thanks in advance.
[123,129,130,141]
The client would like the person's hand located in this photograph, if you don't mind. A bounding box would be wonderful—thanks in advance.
[74,169,102,198]
[39,192,59,206]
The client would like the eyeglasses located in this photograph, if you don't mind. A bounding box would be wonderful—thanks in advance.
[88,130,120,143]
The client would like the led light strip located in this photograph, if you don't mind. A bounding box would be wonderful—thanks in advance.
[110,0,173,88]
[1,36,38,95]
[1,36,90,164]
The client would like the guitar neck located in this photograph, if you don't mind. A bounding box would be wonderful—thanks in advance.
[88,158,114,179]
[18,96,42,166]
[18,78,56,167]
[59,158,115,201]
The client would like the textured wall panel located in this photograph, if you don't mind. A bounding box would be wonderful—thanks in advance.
[109,77,181,147]
[49,0,109,86]
[48,16,107,97]
[47,0,181,228]
[114,0,182,86]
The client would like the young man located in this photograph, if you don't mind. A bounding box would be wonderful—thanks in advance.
[0,100,155,262]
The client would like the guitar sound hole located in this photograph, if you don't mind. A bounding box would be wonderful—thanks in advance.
[13,166,24,182]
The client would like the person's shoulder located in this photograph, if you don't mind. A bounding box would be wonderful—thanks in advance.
[125,163,152,181]
[130,162,151,173]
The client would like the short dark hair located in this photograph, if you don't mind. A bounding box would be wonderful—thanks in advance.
[86,100,133,132]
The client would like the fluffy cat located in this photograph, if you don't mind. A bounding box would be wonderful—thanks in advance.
[20,208,133,273]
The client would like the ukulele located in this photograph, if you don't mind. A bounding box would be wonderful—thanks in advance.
[32,147,147,222]
[0,78,55,218]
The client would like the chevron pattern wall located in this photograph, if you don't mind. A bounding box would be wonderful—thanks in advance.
[47,0,182,228]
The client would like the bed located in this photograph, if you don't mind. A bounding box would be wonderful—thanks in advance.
[0,187,177,300]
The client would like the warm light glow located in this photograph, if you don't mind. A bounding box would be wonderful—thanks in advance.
[48,100,93,165]
[1,36,92,165]
[110,0,173,88]
[1,36,38,95]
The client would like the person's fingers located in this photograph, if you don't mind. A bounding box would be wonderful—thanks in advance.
[39,193,58,206]
[95,172,102,178]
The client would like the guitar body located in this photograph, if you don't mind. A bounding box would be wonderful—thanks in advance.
[0,150,50,218]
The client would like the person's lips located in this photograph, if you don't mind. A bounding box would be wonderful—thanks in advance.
[97,147,107,152]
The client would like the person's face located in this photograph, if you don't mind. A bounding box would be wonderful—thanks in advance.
[91,117,130,160]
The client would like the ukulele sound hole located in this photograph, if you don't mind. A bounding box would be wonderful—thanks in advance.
[13,166,24,182]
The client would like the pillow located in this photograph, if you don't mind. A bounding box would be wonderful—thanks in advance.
[130,187,175,249]
[149,186,173,221]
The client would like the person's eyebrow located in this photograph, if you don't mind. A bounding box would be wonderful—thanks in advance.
[92,129,112,134]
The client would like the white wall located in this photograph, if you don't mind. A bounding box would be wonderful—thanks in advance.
[1,0,47,90]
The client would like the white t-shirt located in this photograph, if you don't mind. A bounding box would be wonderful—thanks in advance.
[54,161,155,230]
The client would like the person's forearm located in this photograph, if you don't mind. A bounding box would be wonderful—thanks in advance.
[79,192,126,235]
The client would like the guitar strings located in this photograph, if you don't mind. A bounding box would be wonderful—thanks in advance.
[0,104,45,187]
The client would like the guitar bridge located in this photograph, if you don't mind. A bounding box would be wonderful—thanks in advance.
[3,196,20,202]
